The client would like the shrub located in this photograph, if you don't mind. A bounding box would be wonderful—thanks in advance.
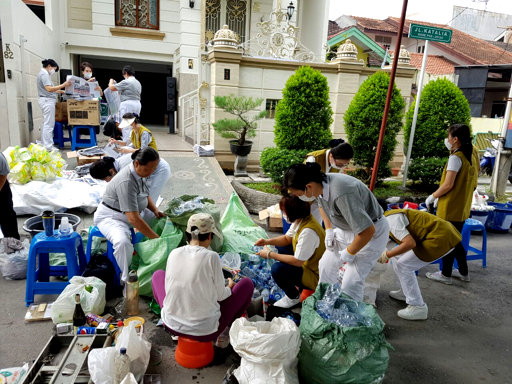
[274,66,333,151]
[212,95,266,146]
[404,78,471,159]
[260,147,310,184]
[407,157,447,187]
[344,71,405,182]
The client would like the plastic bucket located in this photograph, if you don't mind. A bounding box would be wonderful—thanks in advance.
[470,210,490,226]
[22,213,81,238]
[485,202,512,232]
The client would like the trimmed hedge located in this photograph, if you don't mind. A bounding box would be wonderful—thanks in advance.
[260,147,310,184]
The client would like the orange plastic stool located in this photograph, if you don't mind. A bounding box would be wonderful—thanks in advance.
[300,289,315,302]
[175,337,214,368]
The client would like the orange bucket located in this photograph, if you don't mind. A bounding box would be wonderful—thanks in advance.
[300,289,315,302]
[175,337,214,368]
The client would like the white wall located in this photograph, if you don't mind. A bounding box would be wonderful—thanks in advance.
[0,0,62,147]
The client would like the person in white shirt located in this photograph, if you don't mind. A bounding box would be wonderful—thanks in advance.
[254,196,325,308]
[157,213,254,342]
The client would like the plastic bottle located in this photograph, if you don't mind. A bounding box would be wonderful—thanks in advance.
[126,270,139,316]
[261,288,270,303]
[114,347,131,384]
[58,216,73,236]
[73,294,86,334]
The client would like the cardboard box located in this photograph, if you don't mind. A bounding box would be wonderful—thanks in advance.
[67,99,100,125]
[55,101,68,122]
[67,150,102,166]
[259,204,283,232]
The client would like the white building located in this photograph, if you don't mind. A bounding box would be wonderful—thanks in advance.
[0,0,329,151]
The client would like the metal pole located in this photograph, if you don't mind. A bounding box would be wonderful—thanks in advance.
[19,35,29,132]
[490,82,512,195]
[402,40,429,187]
[369,0,409,191]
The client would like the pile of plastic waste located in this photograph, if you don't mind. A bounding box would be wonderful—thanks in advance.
[315,283,373,327]
[221,247,285,304]
[3,144,66,184]
[471,190,495,211]
[171,196,205,215]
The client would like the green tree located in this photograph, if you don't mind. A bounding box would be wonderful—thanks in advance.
[344,71,405,181]
[212,95,266,146]
[274,66,333,150]
[404,78,471,159]
[403,78,471,185]
[260,66,334,183]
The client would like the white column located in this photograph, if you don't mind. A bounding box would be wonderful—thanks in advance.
[299,0,328,58]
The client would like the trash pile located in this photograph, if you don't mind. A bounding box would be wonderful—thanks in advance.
[315,283,373,327]
[3,144,66,184]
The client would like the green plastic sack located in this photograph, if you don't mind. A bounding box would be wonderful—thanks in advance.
[134,218,183,297]
[164,195,223,252]
[298,283,392,384]
[220,192,268,254]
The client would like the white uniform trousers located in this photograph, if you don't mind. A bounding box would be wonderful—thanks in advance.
[38,97,56,150]
[147,158,171,203]
[319,218,389,302]
[94,203,134,283]
[390,248,452,307]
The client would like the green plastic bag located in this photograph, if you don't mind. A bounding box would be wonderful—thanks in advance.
[220,192,268,254]
[134,218,183,297]
[298,283,392,384]
[164,195,223,252]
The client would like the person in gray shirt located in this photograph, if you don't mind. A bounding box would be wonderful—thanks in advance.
[37,59,71,151]
[283,162,389,302]
[93,147,165,282]
[0,152,20,239]
[108,65,142,141]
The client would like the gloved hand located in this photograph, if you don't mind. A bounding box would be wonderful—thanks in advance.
[425,194,436,211]
[339,248,355,263]
[378,251,389,264]
[325,228,335,249]
[433,197,439,208]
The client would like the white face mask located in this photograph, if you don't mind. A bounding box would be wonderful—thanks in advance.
[49,68,55,75]
[330,162,345,171]
[298,188,316,202]
[83,72,92,79]
[444,138,452,151]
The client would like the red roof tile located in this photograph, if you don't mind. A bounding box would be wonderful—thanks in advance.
[386,17,512,65]
[409,53,456,74]
[351,16,397,33]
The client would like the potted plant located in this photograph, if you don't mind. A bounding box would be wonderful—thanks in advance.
[213,95,266,155]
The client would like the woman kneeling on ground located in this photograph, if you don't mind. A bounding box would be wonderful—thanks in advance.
[156,213,254,345]
[381,209,462,320]
[109,113,157,152]
[254,196,325,309]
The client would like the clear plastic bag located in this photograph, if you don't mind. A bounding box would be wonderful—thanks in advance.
[87,347,116,384]
[0,239,29,280]
[115,322,151,383]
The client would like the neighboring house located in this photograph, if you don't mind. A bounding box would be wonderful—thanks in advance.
[0,0,330,151]
[450,6,512,42]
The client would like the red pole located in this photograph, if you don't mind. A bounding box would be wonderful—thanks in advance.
[369,0,409,191]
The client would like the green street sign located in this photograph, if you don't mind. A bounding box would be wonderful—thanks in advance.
[409,23,452,43]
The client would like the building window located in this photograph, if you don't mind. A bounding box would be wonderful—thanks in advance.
[417,45,425,53]
[266,99,279,119]
[205,0,248,44]
[115,0,159,30]
[375,35,392,50]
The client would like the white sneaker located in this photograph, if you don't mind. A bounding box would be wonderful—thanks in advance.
[397,304,428,320]
[452,269,470,282]
[389,289,406,301]
[426,271,452,285]
[273,295,300,308]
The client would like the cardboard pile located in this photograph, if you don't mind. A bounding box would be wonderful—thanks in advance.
[67,100,100,125]
[259,203,283,232]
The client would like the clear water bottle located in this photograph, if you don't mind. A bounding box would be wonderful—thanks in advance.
[114,347,131,384]
[58,216,73,236]
[261,288,270,303]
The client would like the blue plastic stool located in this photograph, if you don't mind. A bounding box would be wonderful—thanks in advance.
[461,218,487,268]
[25,231,87,306]
[71,125,97,150]
[85,226,139,286]
[53,122,72,148]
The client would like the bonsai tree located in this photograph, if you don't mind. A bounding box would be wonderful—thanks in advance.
[212,95,266,146]
[344,71,405,182]
[404,78,471,185]
[260,66,333,183]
